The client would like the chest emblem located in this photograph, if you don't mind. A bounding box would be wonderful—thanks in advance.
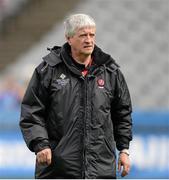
[55,79,69,86]
[60,73,66,79]
[97,78,105,88]
[52,73,69,89]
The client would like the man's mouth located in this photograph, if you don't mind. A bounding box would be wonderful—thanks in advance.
[84,46,93,48]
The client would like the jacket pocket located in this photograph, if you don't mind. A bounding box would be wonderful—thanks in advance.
[104,137,116,158]
[51,139,66,173]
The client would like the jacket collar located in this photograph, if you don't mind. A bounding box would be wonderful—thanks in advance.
[42,46,62,66]
[42,43,119,75]
[61,43,115,66]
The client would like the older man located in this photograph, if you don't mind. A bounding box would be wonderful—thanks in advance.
[20,14,132,179]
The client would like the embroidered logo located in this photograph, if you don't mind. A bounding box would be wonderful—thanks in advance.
[56,79,69,86]
[97,78,105,88]
[52,73,69,89]
[60,73,66,79]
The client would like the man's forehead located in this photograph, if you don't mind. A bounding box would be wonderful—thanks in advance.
[76,26,96,33]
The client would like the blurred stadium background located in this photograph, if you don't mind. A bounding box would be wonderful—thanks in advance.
[0,0,168,178]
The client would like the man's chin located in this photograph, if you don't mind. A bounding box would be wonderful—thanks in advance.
[82,50,93,55]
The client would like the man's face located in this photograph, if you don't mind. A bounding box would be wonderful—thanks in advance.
[67,26,96,57]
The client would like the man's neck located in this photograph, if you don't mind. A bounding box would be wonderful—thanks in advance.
[72,54,92,67]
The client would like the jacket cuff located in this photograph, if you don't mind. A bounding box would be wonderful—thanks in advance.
[32,140,51,154]
[116,136,130,151]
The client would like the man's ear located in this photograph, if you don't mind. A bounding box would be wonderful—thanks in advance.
[66,35,71,45]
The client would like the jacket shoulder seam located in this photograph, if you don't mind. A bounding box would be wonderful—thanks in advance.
[42,51,62,67]
[106,61,119,73]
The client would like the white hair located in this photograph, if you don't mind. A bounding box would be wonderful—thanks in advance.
[64,14,96,37]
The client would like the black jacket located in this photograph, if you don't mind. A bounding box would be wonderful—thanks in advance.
[20,43,132,179]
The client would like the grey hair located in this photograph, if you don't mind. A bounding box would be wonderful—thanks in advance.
[64,14,96,37]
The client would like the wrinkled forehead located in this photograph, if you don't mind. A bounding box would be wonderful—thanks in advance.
[75,26,96,34]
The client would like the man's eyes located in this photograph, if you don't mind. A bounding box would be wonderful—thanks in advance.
[79,34,95,37]
[80,34,86,37]
[90,34,95,37]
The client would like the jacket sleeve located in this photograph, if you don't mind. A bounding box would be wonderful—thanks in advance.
[111,69,132,151]
[19,62,51,153]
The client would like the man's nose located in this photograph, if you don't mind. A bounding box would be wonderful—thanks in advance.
[85,35,92,43]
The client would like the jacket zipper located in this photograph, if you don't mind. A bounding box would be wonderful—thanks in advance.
[82,76,88,178]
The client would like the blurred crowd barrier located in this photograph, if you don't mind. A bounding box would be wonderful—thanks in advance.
[129,111,169,178]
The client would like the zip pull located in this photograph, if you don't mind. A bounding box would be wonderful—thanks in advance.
[47,47,51,51]
[41,63,48,72]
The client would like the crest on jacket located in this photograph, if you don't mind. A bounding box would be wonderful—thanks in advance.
[97,78,105,88]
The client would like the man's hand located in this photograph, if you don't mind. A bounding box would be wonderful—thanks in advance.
[36,148,52,166]
[118,152,130,177]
